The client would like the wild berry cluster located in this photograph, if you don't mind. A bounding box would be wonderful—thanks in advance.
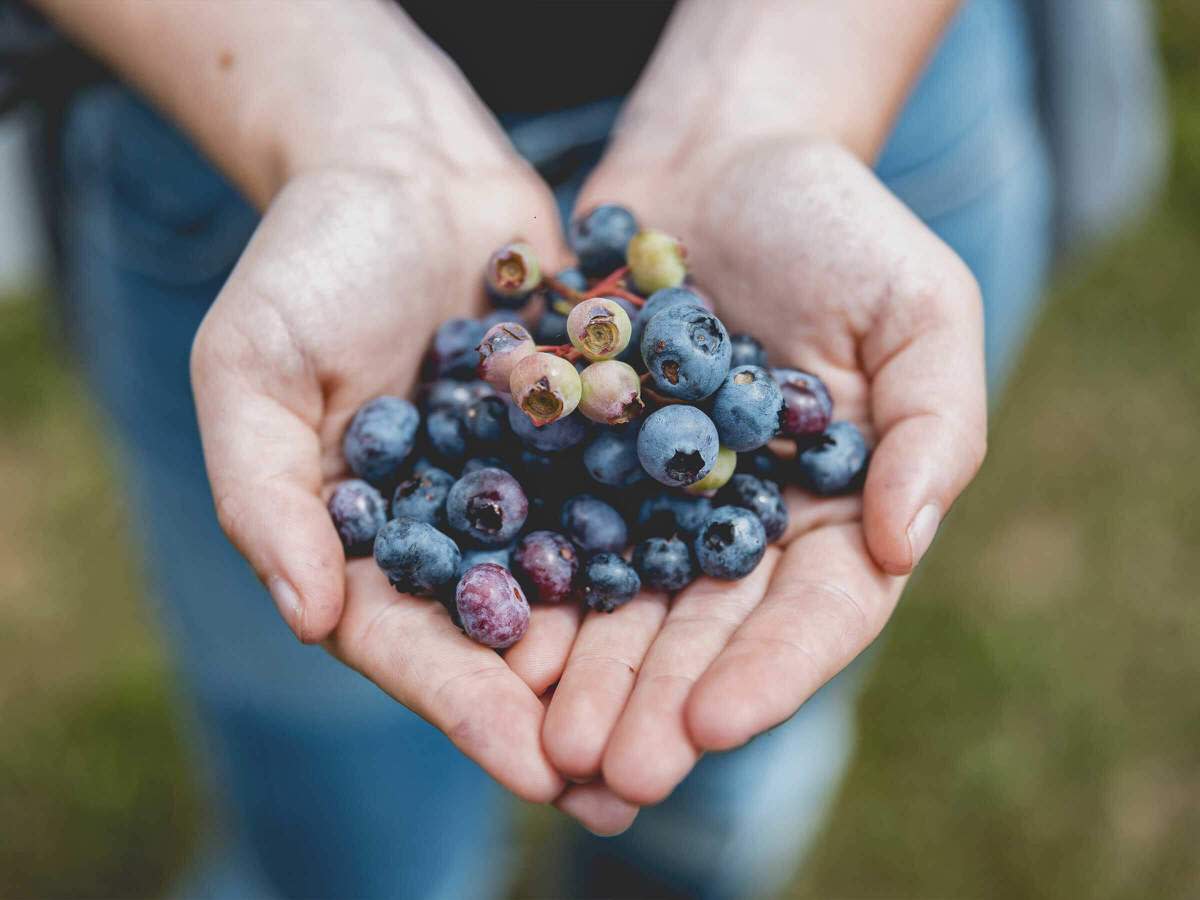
[327,205,869,648]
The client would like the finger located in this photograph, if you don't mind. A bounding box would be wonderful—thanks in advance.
[859,261,988,575]
[600,550,781,806]
[686,524,902,752]
[504,602,584,696]
[554,781,640,836]
[192,318,343,643]
[542,590,671,780]
[332,559,565,804]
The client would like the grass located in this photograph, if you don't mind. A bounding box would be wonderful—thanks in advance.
[2,4,1199,897]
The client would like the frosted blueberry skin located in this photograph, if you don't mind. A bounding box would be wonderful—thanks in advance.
[343,396,420,486]
[630,286,705,368]
[569,204,639,277]
[583,428,646,487]
[560,494,628,555]
[421,379,495,416]
[710,365,785,452]
[635,492,713,541]
[641,303,732,401]
[632,536,696,593]
[427,318,488,381]
[463,395,511,449]
[742,447,785,483]
[511,530,579,604]
[461,456,511,477]
[794,421,870,495]
[446,467,529,548]
[425,408,470,464]
[578,552,642,613]
[534,307,568,345]
[457,545,513,580]
[771,367,834,439]
[693,506,768,580]
[455,563,530,648]
[373,518,461,597]
[328,479,388,556]
[636,405,720,487]
[391,466,455,527]
[506,401,590,453]
[729,333,768,369]
[716,474,789,541]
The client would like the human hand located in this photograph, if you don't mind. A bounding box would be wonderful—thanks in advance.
[542,137,987,805]
[191,147,637,833]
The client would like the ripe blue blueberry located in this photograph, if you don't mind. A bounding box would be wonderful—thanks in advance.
[632,537,696,593]
[635,492,713,540]
[636,405,720,487]
[578,552,641,613]
[582,427,646,487]
[560,493,628,554]
[425,408,470,463]
[641,304,731,401]
[693,506,767,580]
[446,467,529,548]
[461,456,510,476]
[794,421,869,495]
[709,365,785,452]
[328,479,388,556]
[506,401,590,452]
[569,204,639,277]
[421,379,495,416]
[741,447,784,483]
[716,474,788,541]
[729,333,768,369]
[630,286,705,366]
[391,466,454,526]
[463,395,511,449]
[374,517,461,597]
[343,396,420,485]
[427,318,487,380]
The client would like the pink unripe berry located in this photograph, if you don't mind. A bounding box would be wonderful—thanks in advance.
[509,351,582,426]
[476,321,535,392]
[567,297,633,361]
[578,360,644,425]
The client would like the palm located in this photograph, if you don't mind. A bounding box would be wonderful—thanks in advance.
[542,140,987,805]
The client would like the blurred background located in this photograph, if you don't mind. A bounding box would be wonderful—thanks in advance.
[1,2,1198,898]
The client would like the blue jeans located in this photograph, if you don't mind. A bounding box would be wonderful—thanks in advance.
[55,1,1050,896]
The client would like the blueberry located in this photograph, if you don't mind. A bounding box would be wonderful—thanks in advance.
[569,204,639,277]
[425,408,470,463]
[427,318,487,381]
[578,552,641,613]
[328,479,388,556]
[632,537,696,593]
[771,367,834,439]
[560,493,628,554]
[461,456,510,476]
[729,333,768,369]
[506,401,590,453]
[630,286,704,365]
[463,395,511,449]
[374,518,461,597]
[485,242,541,309]
[456,563,530,648]
[741,447,785,482]
[343,396,420,485]
[794,421,869,495]
[641,304,731,401]
[533,307,569,345]
[709,365,785,452]
[446,467,529,548]
[511,530,579,604]
[636,405,720,487]
[693,506,767,580]
[421,379,495,416]
[457,545,513,580]
[582,428,646,487]
[635,492,713,540]
[391,466,454,526]
[716,474,788,541]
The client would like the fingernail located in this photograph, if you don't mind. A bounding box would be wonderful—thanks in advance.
[907,504,941,568]
[268,576,302,633]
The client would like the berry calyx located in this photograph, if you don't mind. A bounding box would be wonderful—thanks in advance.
[568,297,633,361]
[578,360,644,425]
[509,351,582,426]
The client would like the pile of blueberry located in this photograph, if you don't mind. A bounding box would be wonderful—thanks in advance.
[328,205,869,649]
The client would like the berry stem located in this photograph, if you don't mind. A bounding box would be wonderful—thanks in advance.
[535,343,582,362]
[541,273,585,304]
[603,287,645,308]
[586,265,630,297]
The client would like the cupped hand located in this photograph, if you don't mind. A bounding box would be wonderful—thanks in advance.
[190,153,636,833]
[542,138,987,805]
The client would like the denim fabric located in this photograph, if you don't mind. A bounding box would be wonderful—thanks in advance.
[56,1,1052,896]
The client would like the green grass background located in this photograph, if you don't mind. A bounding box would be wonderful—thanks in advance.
[2,4,1199,897]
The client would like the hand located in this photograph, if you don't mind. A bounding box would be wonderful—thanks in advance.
[191,147,636,834]
[542,137,987,805]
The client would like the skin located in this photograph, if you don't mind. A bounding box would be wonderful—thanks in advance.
[35,0,981,837]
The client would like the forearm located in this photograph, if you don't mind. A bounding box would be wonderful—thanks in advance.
[607,0,957,171]
[31,0,514,207]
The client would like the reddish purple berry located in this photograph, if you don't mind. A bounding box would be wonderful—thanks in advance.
[328,479,387,556]
[446,467,529,547]
[511,531,579,603]
[771,367,833,439]
[455,563,530,648]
